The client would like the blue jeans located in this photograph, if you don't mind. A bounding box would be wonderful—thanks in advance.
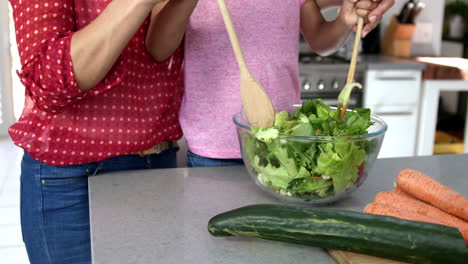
[186,150,244,167]
[20,148,177,264]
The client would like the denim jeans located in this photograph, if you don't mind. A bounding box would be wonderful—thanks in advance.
[20,148,177,264]
[186,150,244,167]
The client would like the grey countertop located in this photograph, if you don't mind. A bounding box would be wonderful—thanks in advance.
[360,55,426,70]
[298,55,426,72]
[89,154,468,264]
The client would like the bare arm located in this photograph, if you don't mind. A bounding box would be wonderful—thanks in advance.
[10,0,165,112]
[301,0,352,56]
[146,0,199,62]
[301,0,377,56]
[71,0,163,91]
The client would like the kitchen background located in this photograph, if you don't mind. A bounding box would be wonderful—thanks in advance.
[300,0,468,159]
[0,0,467,263]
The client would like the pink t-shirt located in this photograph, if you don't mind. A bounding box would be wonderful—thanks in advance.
[181,0,306,159]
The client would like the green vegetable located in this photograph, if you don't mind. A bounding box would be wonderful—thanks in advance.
[208,204,468,264]
[315,142,366,194]
[244,98,373,199]
[338,82,362,106]
[337,82,362,120]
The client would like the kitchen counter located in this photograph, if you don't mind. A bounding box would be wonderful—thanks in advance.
[416,57,468,80]
[89,154,468,264]
[413,57,468,155]
[360,55,426,70]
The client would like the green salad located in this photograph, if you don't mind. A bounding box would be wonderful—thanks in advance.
[244,99,374,199]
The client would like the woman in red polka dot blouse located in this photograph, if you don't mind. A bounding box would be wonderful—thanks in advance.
[9,0,182,263]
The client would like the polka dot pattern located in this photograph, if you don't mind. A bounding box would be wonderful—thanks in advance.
[8,0,183,166]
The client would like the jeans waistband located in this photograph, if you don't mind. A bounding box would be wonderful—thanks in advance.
[133,141,178,157]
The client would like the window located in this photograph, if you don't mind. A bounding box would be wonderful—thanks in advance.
[0,2,15,136]
[0,2,21,137]
[9,3,23,121]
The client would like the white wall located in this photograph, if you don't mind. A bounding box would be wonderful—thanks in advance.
[380,0,445,56]
[0,1,14,136]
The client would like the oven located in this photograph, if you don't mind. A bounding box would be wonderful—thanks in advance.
[299,55,365,109]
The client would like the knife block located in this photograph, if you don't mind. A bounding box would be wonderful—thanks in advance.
[381,16,416,57]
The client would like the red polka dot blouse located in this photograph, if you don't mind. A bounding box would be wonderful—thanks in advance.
[8,0,184,166]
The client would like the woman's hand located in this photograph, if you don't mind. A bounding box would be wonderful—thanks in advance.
[339,0,378,26]
[364,0,395,37]
[338,0,393,37]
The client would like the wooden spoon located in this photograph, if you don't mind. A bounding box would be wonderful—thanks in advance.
[338,17,365,120]
[216,0,275,128]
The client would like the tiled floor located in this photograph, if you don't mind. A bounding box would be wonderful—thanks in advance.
[0,137,29,263]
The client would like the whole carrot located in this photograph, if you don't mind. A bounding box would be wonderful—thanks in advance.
[364,202,468,245]
[392,186,413,199]
[374,191,468,229]
[396,168,468,221]
[364,202,447,226]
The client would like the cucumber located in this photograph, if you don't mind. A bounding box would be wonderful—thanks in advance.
[207,204,468,264]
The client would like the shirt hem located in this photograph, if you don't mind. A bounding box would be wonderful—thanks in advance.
[188,146,242,160]
[10,132,183,166]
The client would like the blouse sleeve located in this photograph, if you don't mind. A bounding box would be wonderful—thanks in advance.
[9,0,123,113]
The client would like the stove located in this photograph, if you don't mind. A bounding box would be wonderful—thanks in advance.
[299,54,365,108]
[299,55,350,64]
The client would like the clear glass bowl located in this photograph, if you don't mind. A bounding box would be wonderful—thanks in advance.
[233,105,387,205]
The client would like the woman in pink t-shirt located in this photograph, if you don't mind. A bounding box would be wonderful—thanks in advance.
[146,0,394,167]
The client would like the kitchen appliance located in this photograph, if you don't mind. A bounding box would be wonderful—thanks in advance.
[299,54,365,109]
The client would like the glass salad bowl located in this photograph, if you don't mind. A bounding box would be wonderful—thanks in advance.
[233,100,387,205]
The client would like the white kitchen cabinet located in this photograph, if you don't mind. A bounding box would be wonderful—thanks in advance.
[364,69,422,158]
[377,114,418,158]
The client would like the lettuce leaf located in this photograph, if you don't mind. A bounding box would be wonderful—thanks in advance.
[288,177,333,197]
[315,142,366,194]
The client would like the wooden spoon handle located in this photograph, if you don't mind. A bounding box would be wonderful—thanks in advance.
[217,0,249,75]
[346,17,364,84]
[339,17,365,120]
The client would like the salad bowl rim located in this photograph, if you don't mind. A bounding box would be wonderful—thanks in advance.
[233,104,388,141]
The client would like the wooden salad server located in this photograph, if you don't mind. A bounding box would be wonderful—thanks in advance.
[338,16,365,120]
[217,0,275,128]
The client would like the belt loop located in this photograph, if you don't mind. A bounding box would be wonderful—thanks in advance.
[90,162,103,176]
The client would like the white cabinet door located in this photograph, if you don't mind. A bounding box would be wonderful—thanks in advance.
[377,114,418,158]
[364,69,422,158]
